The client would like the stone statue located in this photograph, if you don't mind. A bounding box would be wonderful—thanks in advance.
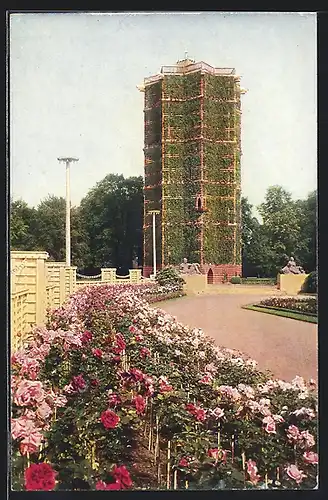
[179,258,201,275]
[281,256,305,274]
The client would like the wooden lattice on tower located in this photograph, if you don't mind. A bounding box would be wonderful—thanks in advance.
[138,59,247,282]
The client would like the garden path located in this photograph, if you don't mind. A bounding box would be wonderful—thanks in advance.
[156,294,318,383]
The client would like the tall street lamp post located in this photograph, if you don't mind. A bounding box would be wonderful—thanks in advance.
[148,210,160,277]
[57,157,79,267]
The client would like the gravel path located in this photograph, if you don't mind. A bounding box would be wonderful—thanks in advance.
[156,294,318,382]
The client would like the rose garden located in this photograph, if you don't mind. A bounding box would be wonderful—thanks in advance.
[10,267,318,491]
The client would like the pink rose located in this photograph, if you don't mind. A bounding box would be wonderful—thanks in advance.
[303,451,318,464]
[262,415,276,434]
[246,459,261,485]
[260,405,272,417]
[47,392,67,408]
[36,401,52,420]
[286,464,307,484]
[286,425,301,442]
[272,414,284,423]
[300,430,315,449]
[204,363,217,374]
[20,358,40,379]
[211,407,224,419]
[19,427,43,455]
[14,380,45,407]
[11,416,43,455]
[218,385,241,401]
[292,407,316,419]
[11,416,34,440]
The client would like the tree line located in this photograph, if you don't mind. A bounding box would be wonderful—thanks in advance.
[10,174,316,277]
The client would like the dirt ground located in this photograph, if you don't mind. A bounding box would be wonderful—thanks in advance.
[156,294,318,383]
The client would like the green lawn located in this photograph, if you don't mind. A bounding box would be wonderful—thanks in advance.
[242,304,318,324]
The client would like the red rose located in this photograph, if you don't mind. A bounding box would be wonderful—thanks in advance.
[92,348,103,359]
[96,480,121,490]
[185,403,206,422]
[160,381,173,393]
[71,375,86,392]
[24,462,57,491]
[101,409,120,429]
[186,403,196,414]
[81,331,93,344]
[140,347,151,359]
[113,333,126,354]
[134,395,146,415]
[179,458,189,467]
[112,465,133,488]
[90,379,99,387]
[208,448,219,460]
[130,368,144,382]
[108,393,121,407]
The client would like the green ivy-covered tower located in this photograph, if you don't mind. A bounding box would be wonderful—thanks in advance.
[139,58,246,282]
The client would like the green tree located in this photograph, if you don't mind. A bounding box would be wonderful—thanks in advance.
[33,195,89,267]
[80,174,143,273]
[33,195,66,261]
[293,190,317,272]
[258,186,305,276]
[10,199,39,250]
[241,197,272,277]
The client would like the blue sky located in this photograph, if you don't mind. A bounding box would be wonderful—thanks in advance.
[9,12,317,215]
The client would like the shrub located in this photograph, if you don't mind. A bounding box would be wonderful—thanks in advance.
[230,276,241,284]
[301,271,317,294]
[155,267,185,290]
[241,278,276,286]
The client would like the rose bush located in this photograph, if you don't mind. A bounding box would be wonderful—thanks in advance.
[11,284,318,490]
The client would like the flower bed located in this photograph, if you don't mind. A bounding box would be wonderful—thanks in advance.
[258,297,317,316]
[242,305,317,324]
[11,284,318,491]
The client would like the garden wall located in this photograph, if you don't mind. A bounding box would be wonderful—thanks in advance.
[183,274,208,295]
[201,264,242,284]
